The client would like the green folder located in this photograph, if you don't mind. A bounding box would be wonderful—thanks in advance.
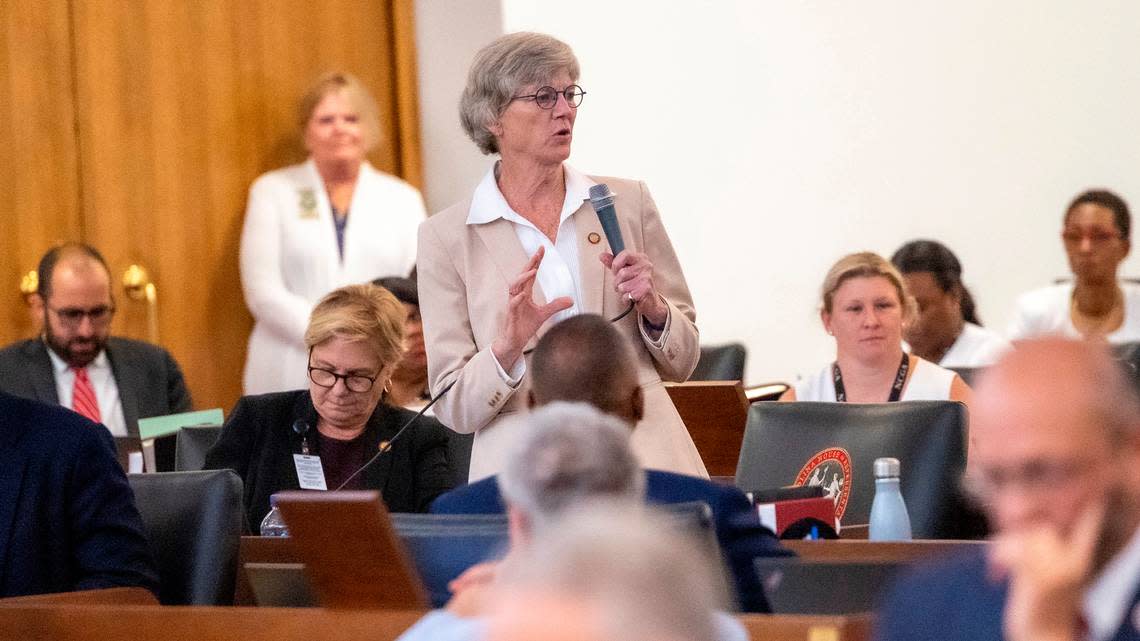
[137,408,224,440]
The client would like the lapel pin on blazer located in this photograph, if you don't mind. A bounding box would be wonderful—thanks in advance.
[298,188,318,219]
[587,232,601,245]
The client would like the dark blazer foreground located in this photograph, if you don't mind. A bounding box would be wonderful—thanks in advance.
[430,469,792,612]
[204,390,453,532]
[0,391,158,597]
[875,546,1140,641]
[0,337,193,437]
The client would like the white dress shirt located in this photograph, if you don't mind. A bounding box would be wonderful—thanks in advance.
[1084,525,1140,641]
[48,347,128,436]
[467,163,592,383]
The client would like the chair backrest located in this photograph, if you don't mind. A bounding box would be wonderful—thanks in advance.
[389,513,510,608]
[753,557,906,615]
[691,343,748,381]
[174,424,224,472]
[735,401,968,538]
[128,470,243,605]
[665,381,750,477]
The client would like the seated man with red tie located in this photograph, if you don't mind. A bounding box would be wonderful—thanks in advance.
[0,243,191,435]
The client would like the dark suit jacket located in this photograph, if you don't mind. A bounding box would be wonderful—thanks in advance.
[430,470,792,612]
[204,390,454,532]
[875,547,1140,641]
[0,337,192,437]
[0,391,159,597]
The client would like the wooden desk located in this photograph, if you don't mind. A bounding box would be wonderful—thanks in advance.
[0,604,425,641]
[0,587,158,607]
[740,613,871,641]
[0,602,868,641]
[785,539,986,563]
[665,381,750,476]
[236,536,299,605]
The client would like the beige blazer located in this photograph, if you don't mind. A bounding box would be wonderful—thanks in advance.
[417,174,708,481]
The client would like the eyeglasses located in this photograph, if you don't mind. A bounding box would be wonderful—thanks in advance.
[48,305,115,327]
[962,458,1097,504]
[307,364,379,393]
[1062,229,1122,246]
[510,85,586,109]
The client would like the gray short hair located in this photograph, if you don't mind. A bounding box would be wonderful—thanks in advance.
[492,504,729,641]
[498,402,643,530]
[459,32,580,155]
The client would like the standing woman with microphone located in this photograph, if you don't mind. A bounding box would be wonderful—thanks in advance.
[417,32,707,482]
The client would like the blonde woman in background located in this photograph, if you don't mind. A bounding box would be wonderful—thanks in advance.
[781,252,971,404]
[240,72,426,394]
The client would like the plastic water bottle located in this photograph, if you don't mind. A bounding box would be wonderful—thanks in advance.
[869,457,912,541]
[259,495,290,537]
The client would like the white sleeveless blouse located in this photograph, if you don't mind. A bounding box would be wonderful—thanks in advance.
[794,356,956,402]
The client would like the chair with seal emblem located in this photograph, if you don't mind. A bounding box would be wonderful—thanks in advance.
[734,401,972,538]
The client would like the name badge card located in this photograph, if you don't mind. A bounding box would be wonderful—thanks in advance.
[293,454,328,490]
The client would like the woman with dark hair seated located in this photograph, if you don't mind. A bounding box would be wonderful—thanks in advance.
[1009,189,1140,343]
[206,284,452,530]
[373,275,431,410]
[891,240,1009,368]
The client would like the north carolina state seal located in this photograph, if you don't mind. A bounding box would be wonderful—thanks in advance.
[794,447,853,519]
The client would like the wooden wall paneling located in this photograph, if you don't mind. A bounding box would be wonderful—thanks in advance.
[69,1,421,413]
[0,0,83,344]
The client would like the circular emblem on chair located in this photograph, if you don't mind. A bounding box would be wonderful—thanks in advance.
[793,447,852,519]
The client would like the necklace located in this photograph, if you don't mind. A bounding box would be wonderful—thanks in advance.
[1071,286,1124,338]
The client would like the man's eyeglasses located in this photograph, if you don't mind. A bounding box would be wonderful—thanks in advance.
[961,458,1097,504]
[510,85,586,110]
[307,364,378,393]
[48,305,115,327]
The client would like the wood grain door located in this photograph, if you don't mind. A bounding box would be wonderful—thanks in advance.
[0,1,83,343]
[67,0,421,412]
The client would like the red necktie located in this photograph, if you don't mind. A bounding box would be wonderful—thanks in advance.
[72,367,101,423]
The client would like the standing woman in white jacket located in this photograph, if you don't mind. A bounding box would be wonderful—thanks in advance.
[240,72,426,394]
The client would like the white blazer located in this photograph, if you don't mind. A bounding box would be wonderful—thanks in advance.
[240,158,425,394]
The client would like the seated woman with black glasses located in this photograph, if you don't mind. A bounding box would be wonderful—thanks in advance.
[206,284,452,530]
[1009,189,1140,343]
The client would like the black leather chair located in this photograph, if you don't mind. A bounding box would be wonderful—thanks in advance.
[691,343,747,381]
[389,501,718,608]
[174,424,224,472]
[128,470,243,605]
[735,401,969,538]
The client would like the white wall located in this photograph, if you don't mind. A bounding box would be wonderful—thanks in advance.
[420,1,1140,384]
[414,0,503,212]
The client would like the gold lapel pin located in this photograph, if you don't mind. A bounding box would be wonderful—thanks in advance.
[587,232,601,245]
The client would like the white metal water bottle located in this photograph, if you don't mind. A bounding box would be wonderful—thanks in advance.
[869,457,912,541]
[259,495,290,537]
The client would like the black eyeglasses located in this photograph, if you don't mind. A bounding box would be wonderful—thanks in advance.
[307,364,379,393]
[510,85,586,109]
[48,305,115,327]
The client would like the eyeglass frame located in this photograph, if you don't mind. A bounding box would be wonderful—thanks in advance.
[47,304,116,327]
[509,84,587,110]
[1061,228,1124,246]
[307,349,380,393]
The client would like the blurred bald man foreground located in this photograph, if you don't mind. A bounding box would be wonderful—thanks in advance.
[876,338,1140,641]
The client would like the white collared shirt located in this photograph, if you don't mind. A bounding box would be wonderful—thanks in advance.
[1084,525,1140,641]
[468,163,595,383]
[47,346,128,437]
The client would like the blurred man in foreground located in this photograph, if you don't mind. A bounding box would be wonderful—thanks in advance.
[431,314,787,611]
[398,403,744,641]
[876,338,1140,641]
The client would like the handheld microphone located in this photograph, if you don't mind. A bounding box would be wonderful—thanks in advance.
[588,183,625,256]
[588,183,635,323]
[332,378,458,491]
